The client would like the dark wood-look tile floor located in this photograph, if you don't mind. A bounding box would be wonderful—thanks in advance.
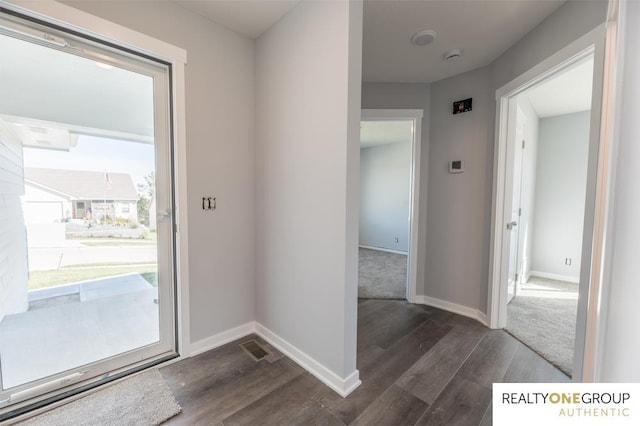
[161,299,569,426]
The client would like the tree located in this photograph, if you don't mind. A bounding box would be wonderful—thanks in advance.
[137,171,155,226]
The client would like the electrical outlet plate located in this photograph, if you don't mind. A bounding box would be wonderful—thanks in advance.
[449,160,465,173]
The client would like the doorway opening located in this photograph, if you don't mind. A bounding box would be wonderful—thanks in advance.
[489,25,606,381]
[0,11,177,417]
[358,110,422,302]
[504,55,595,377]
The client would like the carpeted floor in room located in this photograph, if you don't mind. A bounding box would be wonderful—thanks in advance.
[506,277,578,377]
[358,248,407,299]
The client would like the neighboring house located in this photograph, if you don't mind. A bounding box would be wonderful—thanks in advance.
[23,168,139,224]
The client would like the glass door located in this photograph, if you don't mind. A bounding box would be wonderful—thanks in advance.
[0,11,177,417]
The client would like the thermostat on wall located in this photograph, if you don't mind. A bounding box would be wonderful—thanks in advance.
[449,160,465,173]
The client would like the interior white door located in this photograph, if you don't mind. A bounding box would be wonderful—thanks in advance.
[507,109,526,303]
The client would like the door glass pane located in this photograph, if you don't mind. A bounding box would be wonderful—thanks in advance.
[0,13,175,409]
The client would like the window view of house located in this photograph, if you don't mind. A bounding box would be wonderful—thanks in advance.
[21,136,157,292]
[0,22,169,394]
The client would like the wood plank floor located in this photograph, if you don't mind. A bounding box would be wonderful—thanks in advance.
[161,299,569,426]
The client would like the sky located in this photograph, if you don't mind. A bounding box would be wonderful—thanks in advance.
[23,135,156,190]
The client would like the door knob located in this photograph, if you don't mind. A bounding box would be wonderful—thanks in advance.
[506,221,518,230]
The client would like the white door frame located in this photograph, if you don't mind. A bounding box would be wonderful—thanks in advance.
[3,0,190,355]
[361,109,423,303]
[487,24,606,381]
[1,0,191,411]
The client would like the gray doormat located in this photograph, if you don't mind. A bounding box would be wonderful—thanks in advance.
[21,369,181,426]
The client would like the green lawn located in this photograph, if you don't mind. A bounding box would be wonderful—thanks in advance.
[29,265,158,290]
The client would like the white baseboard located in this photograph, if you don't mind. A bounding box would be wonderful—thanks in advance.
[359,245,408,256]
[188,322,255,357]
[254,322,361,397]
[187,321,361,398]
[415,295,488,326]
[530,271,580,284]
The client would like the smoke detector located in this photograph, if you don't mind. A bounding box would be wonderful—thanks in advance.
[410,30,437,46]
[443,49,463,62]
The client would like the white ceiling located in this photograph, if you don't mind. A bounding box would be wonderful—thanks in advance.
[0,32,154,146]
[175,0,300,39]
[362,0,565,83]
[525,56,594,118]
[360,120,413,148]
[172,1,566,84]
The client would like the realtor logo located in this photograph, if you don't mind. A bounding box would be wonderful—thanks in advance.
[494,383,639,425]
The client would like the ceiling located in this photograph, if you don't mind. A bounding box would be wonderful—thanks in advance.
[362,0,565,83]
[0,32,154,147]
[175,0,300,39]
[172,0,565,84]
[525,56,594,118]
[360,120,413,148]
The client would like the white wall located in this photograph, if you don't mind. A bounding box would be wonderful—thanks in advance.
[516,95,539,281]
[417,0,605,315]
[0,119,29,322]
[427,66,492,311]
[63,0,257,343]
[531,111,590,281]
[598,0,640,382]
[255,0,362,381]
[360,83,430,294]
[359,141,411,252]
[490,1,609,91]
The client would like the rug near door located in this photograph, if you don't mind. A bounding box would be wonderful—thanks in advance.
[21,369,181,426]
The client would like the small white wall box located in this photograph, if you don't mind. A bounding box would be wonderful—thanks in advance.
[449,160,465,173]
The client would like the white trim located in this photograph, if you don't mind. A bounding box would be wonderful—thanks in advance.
[1,0,191,378]
[172,61,190,359]
[414,295,488,327]
[590,0,624,383]
[359,245,408,256]
[488,24,606,331]
[2,0,187,63]
[254,322,361,397]
[494,26,602,100]
[529,271,580,284]
[180,320,362,398]
[188,322,256,357]
[361,109,423,304]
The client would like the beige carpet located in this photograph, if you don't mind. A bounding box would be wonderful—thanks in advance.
[506,277,578,377]
[358,248,407,299]
[21,369,181,426]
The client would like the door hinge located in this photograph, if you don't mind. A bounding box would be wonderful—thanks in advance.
[518,208,522,217]
[515,273,519,282]
[522,140,525,149]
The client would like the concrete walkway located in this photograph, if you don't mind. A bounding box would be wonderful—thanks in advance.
[27,245,157,271]
[0,275,159,390]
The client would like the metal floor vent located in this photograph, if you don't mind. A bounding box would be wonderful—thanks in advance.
[239,340,270,361]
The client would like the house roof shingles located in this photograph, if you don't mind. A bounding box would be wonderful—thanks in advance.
[25,168,139,201]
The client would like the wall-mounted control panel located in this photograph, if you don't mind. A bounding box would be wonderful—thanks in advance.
[202,197,216,211]
[453,98,472,114]
[449,160,465,174]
